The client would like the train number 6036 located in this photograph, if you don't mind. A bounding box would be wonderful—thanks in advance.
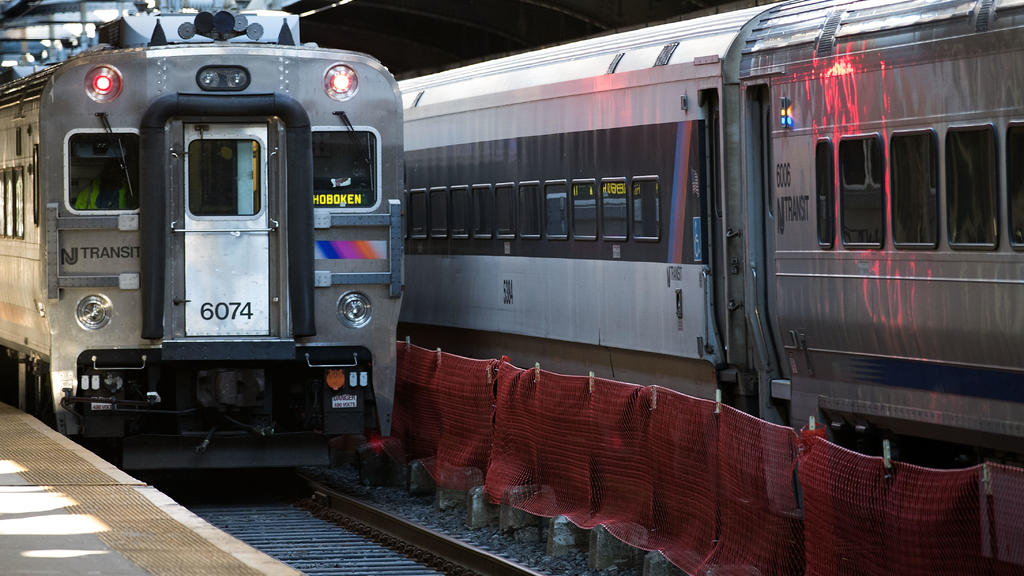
[200,302,254,321]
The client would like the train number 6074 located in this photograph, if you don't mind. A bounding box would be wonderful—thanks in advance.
[200,302,254,321]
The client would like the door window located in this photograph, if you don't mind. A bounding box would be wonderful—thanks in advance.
[188,139,261,216]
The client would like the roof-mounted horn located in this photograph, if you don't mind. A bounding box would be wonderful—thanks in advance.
[178,10,264,42]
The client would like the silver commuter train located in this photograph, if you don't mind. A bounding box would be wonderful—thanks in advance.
[0,10,403,468]
[400,0,1024,462]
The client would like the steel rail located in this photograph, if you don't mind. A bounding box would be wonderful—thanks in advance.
[297,472,548,576]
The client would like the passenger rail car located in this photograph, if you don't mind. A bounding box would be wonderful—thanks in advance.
[0,10,404,468]
[400,0,1024,462]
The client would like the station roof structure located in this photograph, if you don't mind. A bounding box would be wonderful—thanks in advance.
[284,0,769,78]
[0,0,767,79]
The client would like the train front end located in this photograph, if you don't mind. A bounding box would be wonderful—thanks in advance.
[42,11,403,468]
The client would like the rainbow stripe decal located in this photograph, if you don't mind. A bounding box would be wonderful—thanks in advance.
[314,240,387,260]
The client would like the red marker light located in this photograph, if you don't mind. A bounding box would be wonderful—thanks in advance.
[331,73,351,93]
[85,65,123,102]
[324,64,358,101]
[93,74,112,93]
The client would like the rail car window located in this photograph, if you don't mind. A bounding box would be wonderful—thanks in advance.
[496,183,515,237]
[891,132,937,248]
[947,127,996,248]
[816,140,834,248]
[1008,126,1024,247]
[631,177,660,240]
[311,131,376,208]
[428,187,448,237]
[408,188,427,238]
[1,171,8,237]
[601,179,628,240]
[5,170,13,238]
[544,181,568,239]
[572,180,597,239]
[68,133,140,212]
[450,185,470,237]
[472,184,493,238]
[188,139,261,216]
[518,182,541,238]
[0,172,5,237]
[839,136,884,248]
[14,168,23,239]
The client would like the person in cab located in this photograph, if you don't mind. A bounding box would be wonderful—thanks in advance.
[75,160,132,210]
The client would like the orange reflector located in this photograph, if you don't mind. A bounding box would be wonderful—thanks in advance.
[326,369,346,391]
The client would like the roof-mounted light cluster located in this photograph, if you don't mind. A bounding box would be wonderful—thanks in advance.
[178,10,264,42]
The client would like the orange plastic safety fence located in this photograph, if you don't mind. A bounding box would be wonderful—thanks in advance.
[697,405,804,575]
[387,343,495,490]
[389,345,1024,576]
[799,435,1024,575]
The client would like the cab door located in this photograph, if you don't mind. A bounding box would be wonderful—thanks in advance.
[182,123,271,336]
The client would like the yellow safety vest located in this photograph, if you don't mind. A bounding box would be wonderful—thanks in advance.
[75,178,128,210]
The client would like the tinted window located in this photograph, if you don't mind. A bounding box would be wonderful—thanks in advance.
[188,139,261,216]
[408,189,426,238]
[572,180,597,238]
[496,184,515,237]
[5,171,12,237]
[14,168,23,239]
[632,177,660,240]
[518,182,541,238]
[311,131,376,208]
[545,181,568,238]
[472,184,493,237]
[68,132,140,211]
[450,185,469,237]
[429,187,447,237]
[0,172,6,237]
[602,179,627,239]
[840,136,884,247]
[1008,126,1024,246]
[816,141,834,247]
[947,127,997,247]
[891,132,937,247]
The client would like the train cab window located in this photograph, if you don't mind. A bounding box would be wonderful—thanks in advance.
[572,180,597,239]
[890,131,937,248]
[429,187,448,237]
[544,180,568,239]
[472,184,493,238]
[1008,126,1024,247]
[450,185,470,238]
[517,181,541,238]
[816,140,834,248]
[67,132,140,212]
[631,177,660,240]
[311,131,377,208]
[495,183,515,237]
[839,135,884,248]
[408,188,427,238]
[947,126,996,248]
[601,178,627,240]
[188,139,261,216]
[14,168,23,239]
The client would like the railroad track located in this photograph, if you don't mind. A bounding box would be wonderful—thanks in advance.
[192,503,442,576]
[190,472,547,576]
[296,473,548,576]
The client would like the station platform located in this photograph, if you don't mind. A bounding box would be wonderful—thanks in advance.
[0,403,301,576]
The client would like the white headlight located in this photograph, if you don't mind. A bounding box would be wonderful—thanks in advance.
[76,295,112,330]
[337,292,371,328]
